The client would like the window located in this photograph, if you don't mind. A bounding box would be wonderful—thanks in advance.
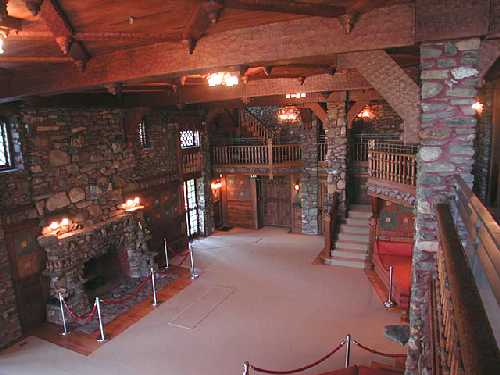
[138,118,151,149]
[180,130,200,149]
[0,120,13,170]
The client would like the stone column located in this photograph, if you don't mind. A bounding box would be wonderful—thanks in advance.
[300,118,320,235]
[325,100,348,218]
[200,122,215,236]
[407,38,481,375]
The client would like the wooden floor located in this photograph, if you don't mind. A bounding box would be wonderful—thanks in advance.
[30,266,192,356]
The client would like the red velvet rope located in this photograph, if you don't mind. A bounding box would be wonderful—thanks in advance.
[101,277,150,305]
[249,340,346,374]
[63,300,97,323]
[352,340,406,358]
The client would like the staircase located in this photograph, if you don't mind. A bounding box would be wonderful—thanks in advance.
[239,109,274,140]
[324,204,371,269]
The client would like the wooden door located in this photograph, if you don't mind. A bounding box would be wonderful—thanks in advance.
[262,176,291,227]
[5,220,47,333]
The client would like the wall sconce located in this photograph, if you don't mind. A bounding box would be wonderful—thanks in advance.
[121,197,144,212]
[211,180,222,190]
[472,100,484,115]
[294,183,300,192]
[0,30,7,55]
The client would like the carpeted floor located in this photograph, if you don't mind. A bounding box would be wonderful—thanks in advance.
[0,227,405,375]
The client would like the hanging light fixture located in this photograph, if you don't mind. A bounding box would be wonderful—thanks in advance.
[277,106,301,124]
[207,72,239,87]
[0,30,7,54]
[357,106,373,119]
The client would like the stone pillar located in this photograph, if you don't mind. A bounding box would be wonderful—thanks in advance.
[300,118,320,234]
[325,100,348,217]
[200,121,215,236]
[473,84,493,202]
[407,38,481,375]
[0,217,22,349]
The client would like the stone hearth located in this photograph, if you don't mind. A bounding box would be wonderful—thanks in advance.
[38,212,155,325]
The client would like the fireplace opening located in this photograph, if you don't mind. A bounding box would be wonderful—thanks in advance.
[83,246,124,300]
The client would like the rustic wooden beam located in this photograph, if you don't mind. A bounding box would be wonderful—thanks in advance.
[347,100,369,127]
[39,0,90,68]
[479,40,500,79]
[303,103,328,124]
[223,0,346,17]
[0,56,72,63]
[0,4,414,102]
[8,30,181,43]
[183,1,223,54]
[0,16,22,30]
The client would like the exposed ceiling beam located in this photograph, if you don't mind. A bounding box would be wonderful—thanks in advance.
[0,4,414,102]
[183,1,223,54]
[0,56,72,63]
[39,0,90,69]
[0,16,22,30]
[8,30,181,43]
[223,0,346,17]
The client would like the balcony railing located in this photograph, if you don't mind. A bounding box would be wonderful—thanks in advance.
[212,141,302,167]
[368,141,417,186]
[431,177,500,375]
[182,149,203,175]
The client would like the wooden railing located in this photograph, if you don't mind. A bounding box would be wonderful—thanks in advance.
[182,149,203,175]
[349,142,369,162]
[368,141,417,186]
[432,201,500,375]
[322,194,338,256]
[240,109,273,141]
[212,141,302,167]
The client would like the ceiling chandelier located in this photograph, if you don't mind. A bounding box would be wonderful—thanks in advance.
[277,106,301,124]
[207,72,239,87]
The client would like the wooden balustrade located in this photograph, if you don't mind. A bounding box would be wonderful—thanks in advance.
[368,141,417,186]
[433,203,500,375]
[350,142,368,162]
[212,143,302,167]
[182,150,203,174]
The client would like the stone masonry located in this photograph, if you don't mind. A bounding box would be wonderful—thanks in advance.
[407,38,481,375]
[325,101,348,218]
[300,118,320,234]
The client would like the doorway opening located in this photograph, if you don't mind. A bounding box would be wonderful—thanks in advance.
[184,177,205,238]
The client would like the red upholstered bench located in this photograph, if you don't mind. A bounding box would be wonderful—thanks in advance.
[373,240,412,309]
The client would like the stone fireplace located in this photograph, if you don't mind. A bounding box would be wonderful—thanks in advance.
[38,212,154,324]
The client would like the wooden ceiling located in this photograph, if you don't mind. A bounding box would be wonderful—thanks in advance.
[0,0,417,102]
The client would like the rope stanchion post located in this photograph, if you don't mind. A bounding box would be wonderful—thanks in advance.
[58,292,70,336]
[164,238,169,270]
[344,334,351,368]
[383,266,396,309]
[95,297,107,343]
[151,267,160,306]
[243,361,250,375]
[189,242,199,280]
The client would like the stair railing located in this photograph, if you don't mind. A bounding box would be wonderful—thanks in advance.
[240,109,274,142]
[368,140,417,186]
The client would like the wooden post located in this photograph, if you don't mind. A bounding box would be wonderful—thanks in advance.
[267,138,273,180]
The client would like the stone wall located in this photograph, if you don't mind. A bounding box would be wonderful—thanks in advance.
[408,38,480,375]
[351,100,404,136]
[0,106,204,348]
[473,85,493,202]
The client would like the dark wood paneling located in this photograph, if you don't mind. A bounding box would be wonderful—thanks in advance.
[5,220,48,334]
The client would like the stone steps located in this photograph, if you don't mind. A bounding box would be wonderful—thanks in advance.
[323,204,371,270]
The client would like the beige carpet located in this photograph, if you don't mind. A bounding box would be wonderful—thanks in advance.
[0,227,405,375]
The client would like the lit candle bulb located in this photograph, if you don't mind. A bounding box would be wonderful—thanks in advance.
[49,222,59,231]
